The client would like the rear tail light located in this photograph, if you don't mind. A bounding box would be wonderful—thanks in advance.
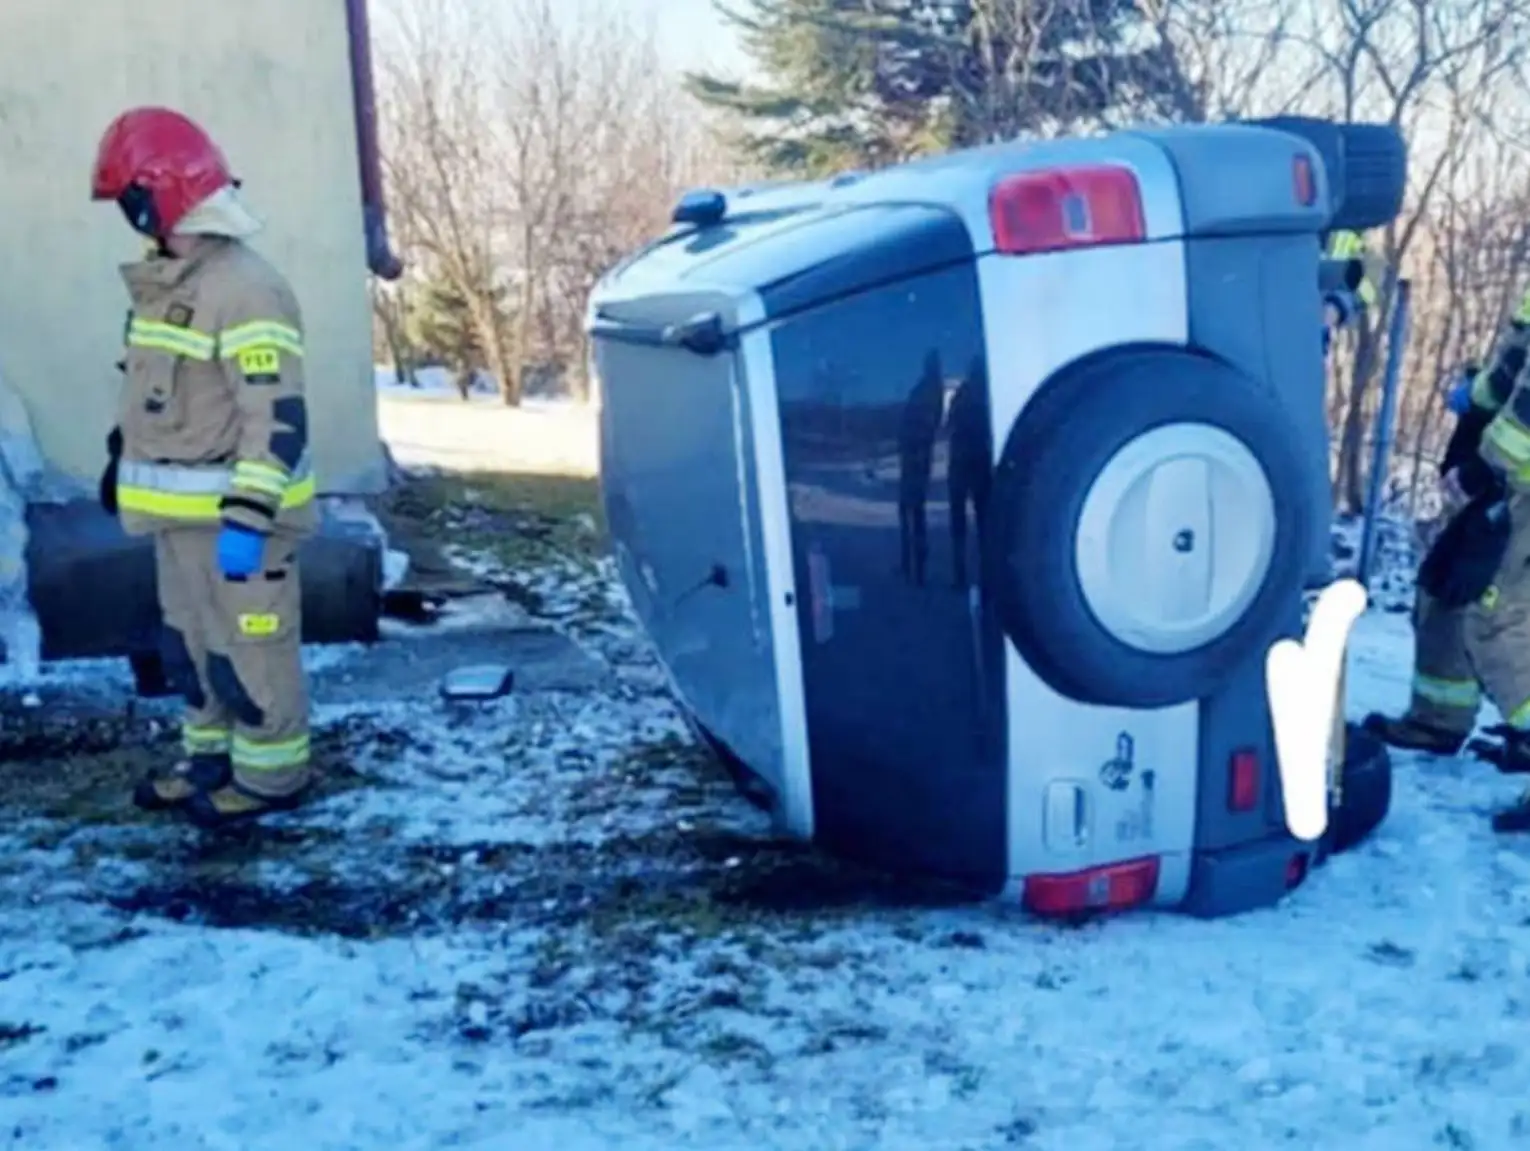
[989,165,1145,256]
[1293,154,1316,207]
[1022,856,1160,916]
[1229,748,1260,811]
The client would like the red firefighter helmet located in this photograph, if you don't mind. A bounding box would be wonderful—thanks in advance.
[91,107,236,238]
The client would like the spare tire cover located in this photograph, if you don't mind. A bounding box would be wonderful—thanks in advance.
[988,345,1312,708]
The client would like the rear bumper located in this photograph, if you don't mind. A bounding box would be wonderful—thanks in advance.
[25,498,383,661]
[1180,722,1391,917]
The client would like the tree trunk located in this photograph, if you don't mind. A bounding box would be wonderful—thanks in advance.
[507,231,538,407]
[373,287,417,388]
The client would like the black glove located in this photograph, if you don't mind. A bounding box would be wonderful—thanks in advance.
[99,426,122,516]
[1418,495,1511,607]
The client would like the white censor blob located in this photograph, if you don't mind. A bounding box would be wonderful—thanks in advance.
[1266,578,1368,842]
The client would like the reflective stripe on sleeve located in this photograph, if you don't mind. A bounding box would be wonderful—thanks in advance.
[128,318,216,360]
[1484,413,1530,472]
[1472,368,1503,411]
[218,321,303,358]
[1328,231,1364,258]
[231,460,291,500]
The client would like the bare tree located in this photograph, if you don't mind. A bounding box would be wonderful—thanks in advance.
[1137,0,1312,122]
[374,0,516,400]
[374,0,738,404]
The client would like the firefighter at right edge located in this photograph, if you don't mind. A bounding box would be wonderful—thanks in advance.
[1367,284,1530,830]
[90,106,317,829]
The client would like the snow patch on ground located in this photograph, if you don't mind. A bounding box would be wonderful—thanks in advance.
[3,385,1524,1148]
[376,367,597,477]
[4,508,1530,1149]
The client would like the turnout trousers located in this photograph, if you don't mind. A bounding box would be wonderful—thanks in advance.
[153,526,311,796]
[1466,503,1530,732]
[1406,591,1481,734]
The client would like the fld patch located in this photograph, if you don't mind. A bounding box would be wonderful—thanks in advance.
[165,302,194,327]
[237,347,281,377]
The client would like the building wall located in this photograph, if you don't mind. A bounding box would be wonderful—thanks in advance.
[0,0,385,491]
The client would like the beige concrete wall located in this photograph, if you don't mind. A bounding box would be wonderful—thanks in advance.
[0,0,385,492]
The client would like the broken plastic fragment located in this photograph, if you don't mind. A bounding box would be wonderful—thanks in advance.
[440,664,515,702]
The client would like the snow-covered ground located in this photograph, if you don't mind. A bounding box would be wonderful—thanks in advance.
[3,403,1530,1149]
[376,366,598,477]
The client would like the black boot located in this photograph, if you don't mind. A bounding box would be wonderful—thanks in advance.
[1493,788,1530,832]
[1360,713,1467,756]
[1485,730,1530,831]
[184,779,309,830]
[133,754,231,811]
[1464,724,1530,773]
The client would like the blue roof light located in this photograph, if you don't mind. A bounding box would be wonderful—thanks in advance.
[672,189,727,226]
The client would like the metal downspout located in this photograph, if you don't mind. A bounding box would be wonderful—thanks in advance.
[345,0,403,280]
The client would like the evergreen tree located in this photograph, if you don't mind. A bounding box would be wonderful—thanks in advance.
[406,273,513,400]
[687,0,1193,177]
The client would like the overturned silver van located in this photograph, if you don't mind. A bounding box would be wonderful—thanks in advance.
[590,119,1405,918]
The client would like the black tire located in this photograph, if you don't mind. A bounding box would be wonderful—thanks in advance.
[1330,123,1408,232]
[987,345,1312,708]
[1327,724,1392,855]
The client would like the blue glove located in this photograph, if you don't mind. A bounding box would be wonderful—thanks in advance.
[216,523,266,579]
[1447,380,1474,415]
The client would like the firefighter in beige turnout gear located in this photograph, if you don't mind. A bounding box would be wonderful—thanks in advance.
[1466,285,1530,830]
[1364,279,1530,830]
[91,107,317,828]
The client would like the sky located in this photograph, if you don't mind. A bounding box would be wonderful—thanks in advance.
[615,0,753,77]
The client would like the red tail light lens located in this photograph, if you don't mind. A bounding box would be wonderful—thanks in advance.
[1229,748,1260,811]
[1021,856,1161,916]
[989,165,1145,256]
[1293,154,1316,207]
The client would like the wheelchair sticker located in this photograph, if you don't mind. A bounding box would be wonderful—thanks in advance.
[1099,733,1134,792]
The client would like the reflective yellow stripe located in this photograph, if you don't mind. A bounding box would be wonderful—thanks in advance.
[183,724,230,753]
[231,733,310,771]
[1487,409,1530,459]
[1328,232,1375,306]
[1412,674,1480,709]
[1485,413,1530,470]
[117,457,315,521]
[117,475,315,520]
[1471,369,1501,411]
[219,321,303,358]
[1508,698,1530,727]
[231,460,290,498]
[1516,289,1530,325]
[128,318,216,360]
[1328,231,1364,258]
